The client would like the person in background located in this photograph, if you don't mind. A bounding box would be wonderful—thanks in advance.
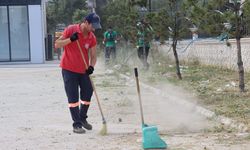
[103,26,118,65]
[136,19,154,70]
[55,13,101,134]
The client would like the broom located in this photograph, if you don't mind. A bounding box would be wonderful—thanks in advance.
[76,40,107,135]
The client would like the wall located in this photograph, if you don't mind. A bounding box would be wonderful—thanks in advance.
[29,5,45,63]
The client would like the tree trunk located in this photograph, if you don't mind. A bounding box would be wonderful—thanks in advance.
[235,7,245,92]
[236,38,245,92]
[172,40,182,80]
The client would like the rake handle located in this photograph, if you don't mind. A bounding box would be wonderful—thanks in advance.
[76,40,106,123]
[134,68,145,125]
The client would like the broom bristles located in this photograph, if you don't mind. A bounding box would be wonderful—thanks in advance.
[99,123,107,136]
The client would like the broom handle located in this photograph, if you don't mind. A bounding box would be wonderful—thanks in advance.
[134,68,145,125]
[76,40,106,122]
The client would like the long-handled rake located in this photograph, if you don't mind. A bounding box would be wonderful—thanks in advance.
[76,40,107,135]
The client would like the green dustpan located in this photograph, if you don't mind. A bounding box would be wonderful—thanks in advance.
[134,68,167,149]
[142,124,167,149]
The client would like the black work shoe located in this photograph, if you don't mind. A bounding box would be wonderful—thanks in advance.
[81,121,92,130]
[73,127,86,134]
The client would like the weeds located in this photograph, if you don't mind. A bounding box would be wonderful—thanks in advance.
[115,50,250,129]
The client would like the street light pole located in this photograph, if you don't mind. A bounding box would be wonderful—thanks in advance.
[93,0,96,13]
[148,0,151,12]
[86,0,96,13]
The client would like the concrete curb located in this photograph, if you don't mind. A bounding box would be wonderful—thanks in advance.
[119,73,248,133]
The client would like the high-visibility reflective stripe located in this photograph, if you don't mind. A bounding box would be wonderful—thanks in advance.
[68,102,80,107]
[80,100,90,105]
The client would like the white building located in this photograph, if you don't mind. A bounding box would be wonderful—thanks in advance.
[0,0,47,64]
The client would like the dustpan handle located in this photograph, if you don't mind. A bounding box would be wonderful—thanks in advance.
[134,68,145,125]
[135,68,138,77]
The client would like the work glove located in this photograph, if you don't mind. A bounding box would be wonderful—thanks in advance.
[70,32,78,42]
[86,66,94,75]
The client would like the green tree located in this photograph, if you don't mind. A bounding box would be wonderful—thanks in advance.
[102,0,193,79]
[72,9,88,23]
[184,0,225,36]
[137,0,199,79]
[163,0,194,79]
[243,0,250,36]
[187,0,250,92]
[101,0,139,43]
[227,0,249,92]
[46,0,86,33]
[127,0,148,8]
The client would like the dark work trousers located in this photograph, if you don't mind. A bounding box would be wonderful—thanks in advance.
[62,69,93,128]
[104,46,116,65]
[137,46,150,69]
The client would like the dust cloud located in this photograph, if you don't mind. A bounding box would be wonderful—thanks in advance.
[96,46,211,134]
[132,73,211,134]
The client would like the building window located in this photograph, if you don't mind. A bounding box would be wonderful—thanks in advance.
[0,6,10,61]
[0,5,30,62]
[9,6,30,61]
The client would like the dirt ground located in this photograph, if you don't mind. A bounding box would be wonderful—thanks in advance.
[0,60,250,150]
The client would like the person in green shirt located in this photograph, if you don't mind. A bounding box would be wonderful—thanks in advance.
[136,19,153,70]
[103,26,118,65]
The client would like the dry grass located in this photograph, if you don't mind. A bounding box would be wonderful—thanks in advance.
[115,51,250,129]
[147,59,250,129]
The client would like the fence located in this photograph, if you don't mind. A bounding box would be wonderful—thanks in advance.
[157,38,250,72]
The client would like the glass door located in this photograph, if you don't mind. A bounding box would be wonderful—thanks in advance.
[0,6,10,61]
[9,6,30,61]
